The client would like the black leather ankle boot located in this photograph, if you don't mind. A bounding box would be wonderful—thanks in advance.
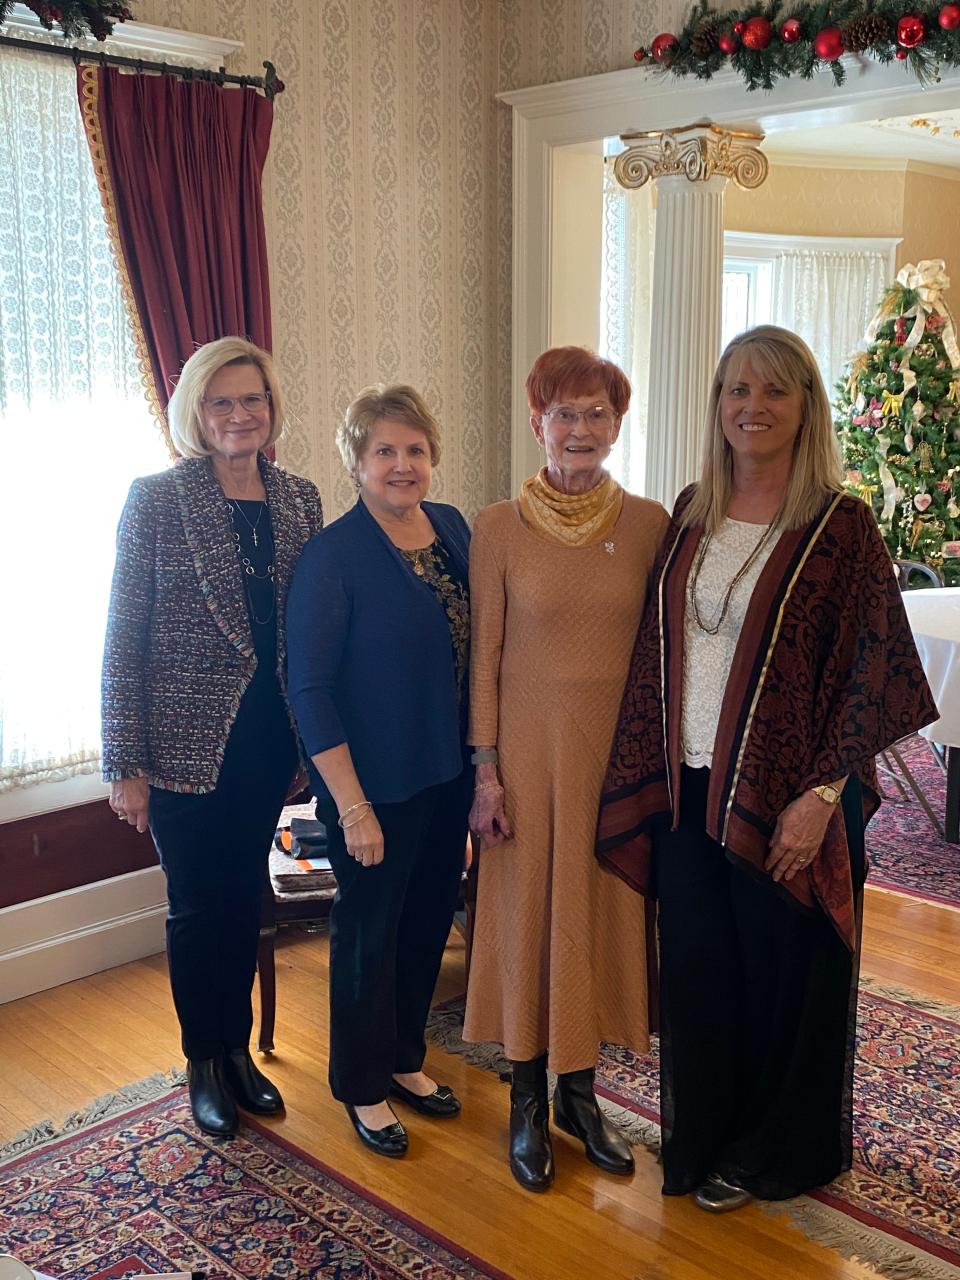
[553,1066,634,1174]
[509,1054,554,1191]
[188,1058,238,1137]
[222,1047,284,1114]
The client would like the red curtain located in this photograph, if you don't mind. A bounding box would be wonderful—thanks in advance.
[78,66,274,412]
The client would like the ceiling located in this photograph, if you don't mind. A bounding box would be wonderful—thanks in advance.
[761,108,960,170]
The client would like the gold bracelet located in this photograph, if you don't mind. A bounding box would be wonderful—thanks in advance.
[474,781,502,793]
[338,800,372,828]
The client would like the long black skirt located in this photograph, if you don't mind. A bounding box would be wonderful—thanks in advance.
[653,764,864,1201]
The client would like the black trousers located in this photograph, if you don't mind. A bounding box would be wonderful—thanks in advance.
[321,765,471,1105]
[148,673,297,1062]
[654,765,862,1201]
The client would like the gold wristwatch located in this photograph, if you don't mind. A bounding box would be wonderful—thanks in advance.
[812,783,842,805]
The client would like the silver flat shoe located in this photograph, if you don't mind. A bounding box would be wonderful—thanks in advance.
[693,1173,753,1213]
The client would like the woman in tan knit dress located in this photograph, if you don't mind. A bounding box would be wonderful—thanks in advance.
[465,347,669,1191]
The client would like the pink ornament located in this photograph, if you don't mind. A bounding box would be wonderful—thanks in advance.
[742,16,774,48]
[939,479,952,492]
[897,13,926,46]
[780,17,802,41]
[915,492,933,511]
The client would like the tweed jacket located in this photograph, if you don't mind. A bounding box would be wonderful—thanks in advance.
[101,453,323,793]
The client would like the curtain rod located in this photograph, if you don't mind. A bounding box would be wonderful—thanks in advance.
[0,33,283,98]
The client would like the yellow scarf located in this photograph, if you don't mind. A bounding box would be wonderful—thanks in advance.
[518,467,624,548]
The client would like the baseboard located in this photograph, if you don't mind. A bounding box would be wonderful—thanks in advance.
[0,867,167,1004]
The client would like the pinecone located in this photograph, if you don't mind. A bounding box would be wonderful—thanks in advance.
[691,18,722,57]
[842,12,892,52]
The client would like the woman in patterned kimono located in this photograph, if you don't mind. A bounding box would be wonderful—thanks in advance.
[598,325,937,1211]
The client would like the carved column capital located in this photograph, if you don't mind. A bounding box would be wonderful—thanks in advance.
[613,121,768,192]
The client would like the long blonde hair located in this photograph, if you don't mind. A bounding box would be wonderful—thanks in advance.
[682,325,844,534]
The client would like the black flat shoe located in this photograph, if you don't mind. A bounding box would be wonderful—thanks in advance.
[389,1079,461,1117]
[693,1174,753,1213]
[344,1103,408,1158]
[188,1058,238,1137]
[222,1048,284,1115]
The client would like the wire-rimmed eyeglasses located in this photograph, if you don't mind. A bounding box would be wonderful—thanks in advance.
[202,391,271,416]
[541,404,617,427]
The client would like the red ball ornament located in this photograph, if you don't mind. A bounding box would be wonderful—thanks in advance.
[813,24,844,59]
[895,46,909,57]
[897,13,926,46]
[733,19,746,33]
[718,30,740,53]
[633,46,647,61]
[780,17,802,42]
[742,16,774,49]
[939,3,960,28]
[650,31,679,62]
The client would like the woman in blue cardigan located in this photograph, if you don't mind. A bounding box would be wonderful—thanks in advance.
[287,385,471,1159]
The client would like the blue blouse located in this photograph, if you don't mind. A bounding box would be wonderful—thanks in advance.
[286,497,471,805]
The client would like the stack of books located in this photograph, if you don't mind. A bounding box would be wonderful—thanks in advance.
[270,803,337,897]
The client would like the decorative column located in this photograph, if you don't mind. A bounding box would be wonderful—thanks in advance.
[614,123,768,509]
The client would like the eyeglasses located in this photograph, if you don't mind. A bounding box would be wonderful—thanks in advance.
[542,405,617,427]
[202,392,271,416]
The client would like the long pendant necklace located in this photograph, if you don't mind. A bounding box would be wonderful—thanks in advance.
[227,497,265,548]
[690,519,779,636]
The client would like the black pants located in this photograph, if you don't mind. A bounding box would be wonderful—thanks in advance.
[148,673,297,1061]
[321,766,471,1105]
[654,765,862,1201]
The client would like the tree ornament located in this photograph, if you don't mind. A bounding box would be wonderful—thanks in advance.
[651,32,679,61]
[895,315,908,345]
[897,14,926,46]
[895,47,909,57]
[780,17,802,41]
[949,499,960,518]
[940,2,960,27]
[920,442,935,473]
[633,46,647,60]
[691,18,723,56]
[843,12,893,50]
[915,492,933,511]
[718,30,740,52]
[733,19,746,34]
[742,16,774,48]
[814,25,845,59]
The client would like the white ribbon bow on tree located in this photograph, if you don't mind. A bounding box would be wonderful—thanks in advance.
[862,259,960,521]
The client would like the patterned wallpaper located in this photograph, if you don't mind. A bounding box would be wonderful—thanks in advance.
[133,0,670,518]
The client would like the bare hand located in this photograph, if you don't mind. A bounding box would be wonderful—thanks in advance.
[765,790,836,883]
[109,778,150,834]
[343,808,384,868]
[469,784,512,850]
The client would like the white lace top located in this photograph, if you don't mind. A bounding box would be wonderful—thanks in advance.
[682,517,782,770]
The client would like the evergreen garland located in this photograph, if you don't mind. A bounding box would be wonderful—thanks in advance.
[835,266,960,582]
[0,0,133,42]
[637,0,960,92]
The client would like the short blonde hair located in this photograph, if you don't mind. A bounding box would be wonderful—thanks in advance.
[682,325,844,534]
[337,384,441,476]
[167,337,284,458]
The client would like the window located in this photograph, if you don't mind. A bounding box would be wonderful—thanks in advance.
[721,258,773,351]
[0,45,171,796]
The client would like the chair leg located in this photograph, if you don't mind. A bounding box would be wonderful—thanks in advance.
[877,750,908,802]
[887,744,944,839]
[256,923,278,1052]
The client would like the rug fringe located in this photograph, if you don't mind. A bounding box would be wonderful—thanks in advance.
[859,975,960,1022]
[0,1068,186,1166]
[762,1197,960,1280]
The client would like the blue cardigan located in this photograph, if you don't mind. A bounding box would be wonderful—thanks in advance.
[286,497,471,805]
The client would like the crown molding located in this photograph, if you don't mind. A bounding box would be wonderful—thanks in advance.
[3,4,241,67]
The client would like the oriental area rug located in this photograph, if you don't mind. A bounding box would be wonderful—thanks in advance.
[0,1073,511,1280]
[868,735,960,909]
[428,980,960,1280]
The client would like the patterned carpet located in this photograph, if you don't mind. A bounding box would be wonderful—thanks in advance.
[0,1077,511,1280]
[869,736,960,908]
[429,980,960,1280]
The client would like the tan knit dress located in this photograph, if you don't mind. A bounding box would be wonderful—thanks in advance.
[463,492,670,1073]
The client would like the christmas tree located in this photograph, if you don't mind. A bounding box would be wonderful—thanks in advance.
[835,259,960,584]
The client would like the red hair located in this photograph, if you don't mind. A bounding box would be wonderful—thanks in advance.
[525,346,631,416]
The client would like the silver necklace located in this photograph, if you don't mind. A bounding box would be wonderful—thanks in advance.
[227,497,265,548]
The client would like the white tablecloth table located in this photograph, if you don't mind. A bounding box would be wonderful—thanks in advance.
[900,587,960,842]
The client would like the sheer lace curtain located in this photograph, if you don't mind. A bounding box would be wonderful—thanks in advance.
[772,249,891,399]
[0,46,170,792]
[600,161,655,494]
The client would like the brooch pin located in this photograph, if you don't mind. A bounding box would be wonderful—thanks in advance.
[604,541,615,555]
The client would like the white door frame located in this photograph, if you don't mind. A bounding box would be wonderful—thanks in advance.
[500,60,960,492]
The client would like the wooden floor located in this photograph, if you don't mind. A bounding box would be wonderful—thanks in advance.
[1,885,959,1280]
